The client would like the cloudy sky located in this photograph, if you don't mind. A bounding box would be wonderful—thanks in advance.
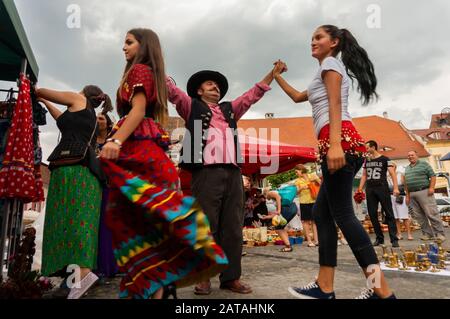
[3,0,450,158]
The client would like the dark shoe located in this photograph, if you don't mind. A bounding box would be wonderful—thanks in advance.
[373,239,384,246]
[220,280,252,294]
[163,284,177,299]
[288,281,336,299]
[391,241,400,248]
[355,288,396,299]
[280,246,293,252]
[194,281,212,295]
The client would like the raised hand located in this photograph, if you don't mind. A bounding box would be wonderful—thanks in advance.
[273,60,288,76]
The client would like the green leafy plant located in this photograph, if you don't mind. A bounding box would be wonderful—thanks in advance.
[266,169,297,189]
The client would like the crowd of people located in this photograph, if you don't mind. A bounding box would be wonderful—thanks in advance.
[30,24,447,301]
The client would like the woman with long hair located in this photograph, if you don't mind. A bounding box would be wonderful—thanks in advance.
[273,25,396,299]
[36,85,111,299]
[99,28,227,299]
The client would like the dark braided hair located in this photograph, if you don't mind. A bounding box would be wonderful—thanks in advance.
[320,25,378,105]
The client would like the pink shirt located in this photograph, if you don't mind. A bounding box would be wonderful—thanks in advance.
[167,79,271,165]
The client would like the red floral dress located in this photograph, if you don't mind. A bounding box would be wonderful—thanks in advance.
[100,64,227,299]
[0,73,44,203]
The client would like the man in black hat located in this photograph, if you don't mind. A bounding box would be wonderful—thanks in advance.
[167,69,275,294]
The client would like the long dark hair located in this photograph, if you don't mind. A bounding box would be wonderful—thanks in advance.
[82,85,113,114]
[320,25,378,105]
[120,28,168,126]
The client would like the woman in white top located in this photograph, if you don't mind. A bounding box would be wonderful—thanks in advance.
[388,163,414,240]
[273,25,395,299]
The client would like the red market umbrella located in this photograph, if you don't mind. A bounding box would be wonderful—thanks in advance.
[239,135,317,177]
[178,135,317,195]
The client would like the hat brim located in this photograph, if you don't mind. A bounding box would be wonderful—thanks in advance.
[187,70,229,100]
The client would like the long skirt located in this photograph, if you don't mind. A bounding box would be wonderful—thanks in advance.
[101,138,228,299]
[96,188,119,278]
[41,165,101,276]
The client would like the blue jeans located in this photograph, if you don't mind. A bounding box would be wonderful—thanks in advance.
[313,154,379,268]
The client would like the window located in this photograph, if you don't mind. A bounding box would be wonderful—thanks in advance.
[434,155,443,171]
[428,132,442,140]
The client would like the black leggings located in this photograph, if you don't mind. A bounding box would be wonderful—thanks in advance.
[313,154,379,268]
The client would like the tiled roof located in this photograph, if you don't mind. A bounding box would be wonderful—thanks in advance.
[412,128,450,141]
[238,115,429,159]
[430,114,450,129]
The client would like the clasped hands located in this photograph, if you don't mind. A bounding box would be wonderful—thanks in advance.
[273,59,288,77]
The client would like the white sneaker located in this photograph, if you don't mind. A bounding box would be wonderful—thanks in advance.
[67,272,99,299]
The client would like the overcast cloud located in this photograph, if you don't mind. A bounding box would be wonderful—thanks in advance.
[2,0,450,159]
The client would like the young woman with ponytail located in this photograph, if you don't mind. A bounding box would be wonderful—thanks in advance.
[99,28,228,299]
[36,85,111,298]
[273,25,396,299]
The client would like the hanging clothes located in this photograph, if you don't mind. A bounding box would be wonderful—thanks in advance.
[31,88,47,126]
[0,119,11,167]
[0,73,44,203]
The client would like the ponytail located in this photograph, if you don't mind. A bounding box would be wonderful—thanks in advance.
[82,85,113,114]
[321,25,378,105]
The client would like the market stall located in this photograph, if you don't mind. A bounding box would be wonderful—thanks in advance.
[0,0,44,280]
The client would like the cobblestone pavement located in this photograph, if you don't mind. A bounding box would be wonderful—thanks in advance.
[70,229,450,299]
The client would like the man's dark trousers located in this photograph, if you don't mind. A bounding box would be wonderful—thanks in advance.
[191,165,244,283]
[366,186,398,244]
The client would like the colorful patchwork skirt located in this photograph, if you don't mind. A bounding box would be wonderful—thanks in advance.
[100,122,228,299]
[41,165,102,276]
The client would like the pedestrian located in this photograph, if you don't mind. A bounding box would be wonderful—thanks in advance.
[36,85,110,299]
[358,140,400,247]
[295,164,321,247]
[274,25,396,299]
[243,175,255,227]
[99,28,228,299]
[388,163,414,241]
[260,186,299,252]
[404,150,446,241]
[95,113,119,280]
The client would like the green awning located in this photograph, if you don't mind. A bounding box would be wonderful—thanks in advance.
[0,0,39,82]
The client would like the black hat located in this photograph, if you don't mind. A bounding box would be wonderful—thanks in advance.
[187,70,229,100]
